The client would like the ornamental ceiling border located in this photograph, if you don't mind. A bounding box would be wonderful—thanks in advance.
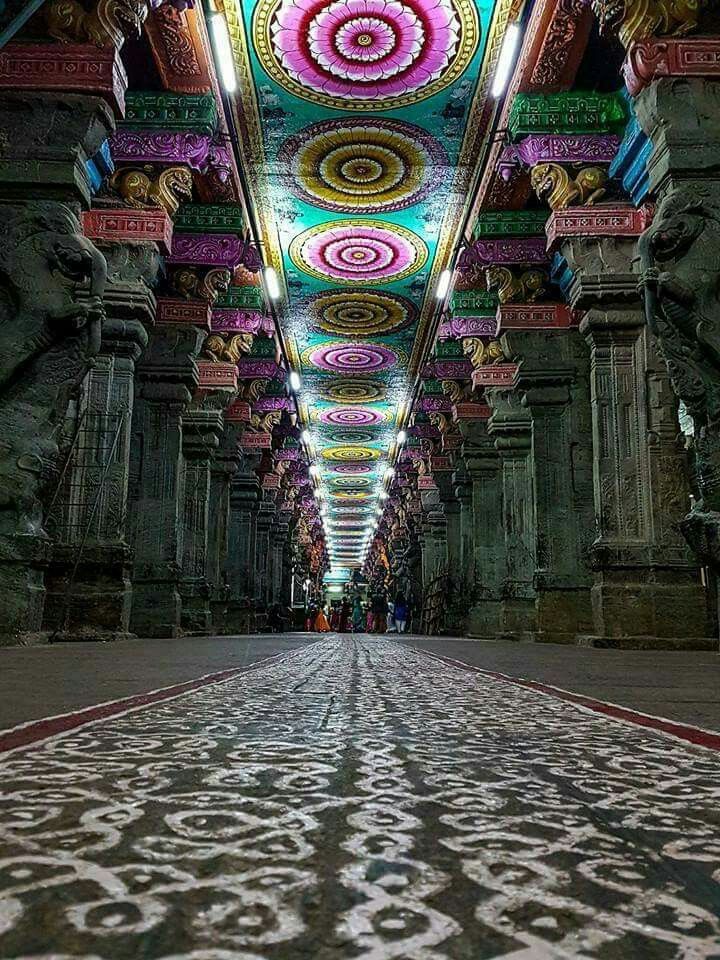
[408,0,517,378]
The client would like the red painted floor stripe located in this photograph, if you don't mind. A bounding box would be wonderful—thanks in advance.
[0,647,302,755]
[417,648,720,753]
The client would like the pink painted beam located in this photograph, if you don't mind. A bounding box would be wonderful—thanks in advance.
[623,38,720,96]
[496,303,581,331]
[0,43,127,116]
[546,203,654,252]
[82,208,173,254]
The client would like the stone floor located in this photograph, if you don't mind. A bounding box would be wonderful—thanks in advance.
[1,635,720,958]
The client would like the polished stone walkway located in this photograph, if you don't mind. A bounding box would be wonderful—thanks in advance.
[1,637,719,959]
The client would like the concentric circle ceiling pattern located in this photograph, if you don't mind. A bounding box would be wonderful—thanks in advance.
[238,0,494,568]
[310,290,415,336]
[254,0,479,109]
[290,221,427,284]
[279,119,446,213]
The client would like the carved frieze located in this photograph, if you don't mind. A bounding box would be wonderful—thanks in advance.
[0,43,127,116]
[156,297,211,328]
[197,360,238,392]
[174,203,246,234]
[546,203,654,250]
[82,208,173,252]
[472,364,520,389]
[121,92,218,135]
[472,210,549,237]
[496,303,581,331]
[458,237,549,271]
[509,92,628,141]
[168,233,262,271]
[623,38,720,96]
[145,4,212,94]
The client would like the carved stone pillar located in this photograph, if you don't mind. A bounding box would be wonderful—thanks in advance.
[43,243,158,638]
[207,425,240,633]
[436,471,462,596]
[179,405,223,632]
[561,231,710,645]
[128,322,203,638]
[254,498,276,611]
[634,75,720,637]
[458,420,504,637]
[507,329,595,643]
[452,460,474,586]
[225,463,260,633]
[0,93,113,644]
[270,518,291,606]
[488,391,536,639]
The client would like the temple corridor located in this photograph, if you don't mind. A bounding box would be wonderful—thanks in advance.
[4,0,720,954]
[1,635,720,959]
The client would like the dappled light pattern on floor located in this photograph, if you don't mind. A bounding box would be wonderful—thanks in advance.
[1,638,720,959]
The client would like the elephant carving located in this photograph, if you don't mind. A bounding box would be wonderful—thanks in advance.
[0,203,107,536]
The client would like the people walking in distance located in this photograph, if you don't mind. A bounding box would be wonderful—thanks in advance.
[394,592,408,634]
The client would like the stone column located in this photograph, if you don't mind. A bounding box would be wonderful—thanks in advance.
[0,92,113,644]
[457,419,504,636]
[128,322,203,638]
[254,498,276,612]
[561,226,710,646]
[488,390,536,639]
[179,405,223,632]
[207,425,240,632]
[507,329,595,643]
[43,243,158,638]
[225,462,260,633]
[633,72,720,637]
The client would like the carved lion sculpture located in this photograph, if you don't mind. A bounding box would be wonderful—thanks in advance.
[486,266,547,304]
[0,203,107,537]
[592,0,702,48]
[110,165,193,217]
[46,0,148,49]
[530,163,607,210]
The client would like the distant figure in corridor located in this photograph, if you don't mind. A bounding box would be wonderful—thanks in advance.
[394,592,408,634]
[339,596,351,633]
[314,604,331,633]
[352,595,364,633]
[372,593,388,634]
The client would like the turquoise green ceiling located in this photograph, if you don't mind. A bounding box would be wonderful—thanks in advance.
[227,0,504,568]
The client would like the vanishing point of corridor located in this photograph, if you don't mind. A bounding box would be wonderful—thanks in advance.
[1,636,719,959]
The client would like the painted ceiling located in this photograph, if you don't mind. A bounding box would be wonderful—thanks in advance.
[227,0,508,571]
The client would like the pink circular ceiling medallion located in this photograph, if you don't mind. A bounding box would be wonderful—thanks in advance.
[319,407,385,426]
[290,221,426,284]
[307,342,399,374]
[255,0,478,110]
